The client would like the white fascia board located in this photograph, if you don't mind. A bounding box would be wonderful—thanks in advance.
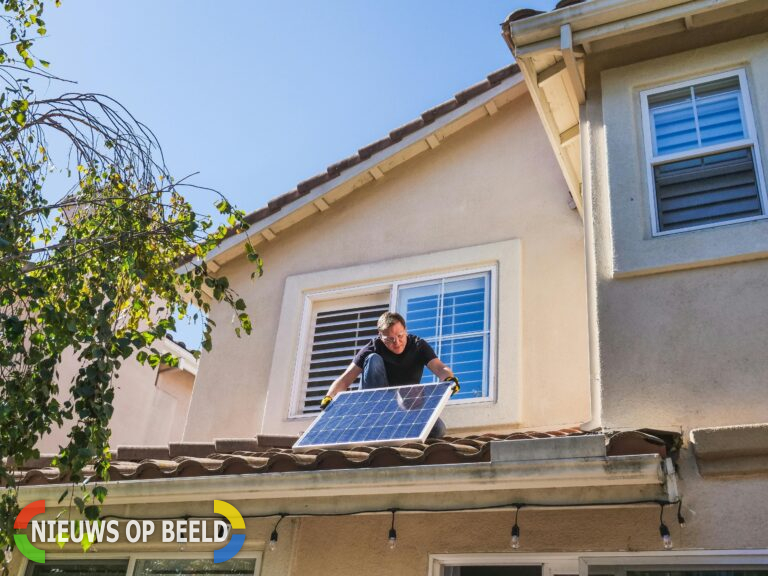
[193,73,526,269]
[18,453,664,513]
[155,337,199,376]
[508,0,751,55]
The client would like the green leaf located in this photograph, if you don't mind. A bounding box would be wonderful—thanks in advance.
[92,486,108,504]
[84,505,100,521]
[81,533,94,552]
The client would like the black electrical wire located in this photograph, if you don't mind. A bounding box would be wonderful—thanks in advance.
[387,509,397,549]
[676,499,686,527]
[100,497,684,524]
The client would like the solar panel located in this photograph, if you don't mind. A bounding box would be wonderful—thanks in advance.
[293,382,453,450]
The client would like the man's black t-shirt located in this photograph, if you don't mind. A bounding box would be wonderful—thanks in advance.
[353,334,437,386]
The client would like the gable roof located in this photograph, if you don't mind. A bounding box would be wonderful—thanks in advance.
[191,64,525,270]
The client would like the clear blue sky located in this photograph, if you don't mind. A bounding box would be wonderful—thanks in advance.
[40,0,556,346]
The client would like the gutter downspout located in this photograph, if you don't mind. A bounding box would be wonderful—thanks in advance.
[502,16,600,429]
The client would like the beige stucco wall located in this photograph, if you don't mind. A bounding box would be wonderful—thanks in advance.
[37,349,194,453]
[15,464,768,576]
[583,31,768,430]
[184,92,591,441]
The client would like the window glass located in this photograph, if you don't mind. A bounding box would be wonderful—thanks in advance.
[628,572,768,576]
[302,302,389,413]
[133,558,257,576]
[26,561,129,576]
[397,272,490,400]
[448,566,542,576]
[653,147,760,230]
[643,71,764,234]
[649,76,744,157]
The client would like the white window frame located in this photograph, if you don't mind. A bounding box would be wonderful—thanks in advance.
[391,267,497,406]
[429,551,768,576]
[18,551,263,576]
[289,288,391,417]
[429,552,579,576]
[580,550,768,576]
[288,264,498,419]
[640,68,768,236]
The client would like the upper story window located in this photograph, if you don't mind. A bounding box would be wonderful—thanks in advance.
[301,299,389,413]
[641,69,767,234]
[295,268,495,416]
[394,273,491,401]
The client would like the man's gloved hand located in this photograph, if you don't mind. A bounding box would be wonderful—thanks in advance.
[320,395,333,410]
[444,376,460,395]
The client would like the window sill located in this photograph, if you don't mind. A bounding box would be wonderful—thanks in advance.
[613,215,768,278]
[290,397,496,421]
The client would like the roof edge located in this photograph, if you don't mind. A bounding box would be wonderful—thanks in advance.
[17,453,665,513]
[504,0,753,54]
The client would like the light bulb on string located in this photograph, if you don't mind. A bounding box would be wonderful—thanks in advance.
[659,523,673,549]
[268,514,285,552]
[510,524,520,549]
[676,500,686,528]
[388,509,397,550]
[659,504,673,550]
[388,527,397,550]
[510,505,521,549]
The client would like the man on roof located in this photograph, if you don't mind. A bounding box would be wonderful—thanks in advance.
[320,311,460,438]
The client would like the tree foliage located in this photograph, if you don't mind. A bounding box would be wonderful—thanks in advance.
[0,1,259,567]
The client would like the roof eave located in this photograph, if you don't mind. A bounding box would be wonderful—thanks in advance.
[17,452,667,514]
[17,436,676,514]
[504,0,755,56]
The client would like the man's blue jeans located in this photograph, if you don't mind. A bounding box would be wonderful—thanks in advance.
[361,353,447,439]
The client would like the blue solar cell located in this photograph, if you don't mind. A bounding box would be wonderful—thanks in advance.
[294,382,453,450]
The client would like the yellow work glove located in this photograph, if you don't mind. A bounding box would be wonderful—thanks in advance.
[444,376,460,395]
[320,395,333,410]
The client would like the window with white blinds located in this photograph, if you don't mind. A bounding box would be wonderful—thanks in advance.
[301,302,389,413]
[395,271,492,401]
[641,70,767,234]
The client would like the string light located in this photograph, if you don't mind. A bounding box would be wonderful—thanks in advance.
[659,503,673,550]
[676,500,686,528]
[100,497,686,553]
[510,505,521,549]
[388,509,397,550]
[269,514,285,552]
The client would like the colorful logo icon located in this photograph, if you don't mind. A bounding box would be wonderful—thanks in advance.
[14,500,46,564]
[12,499,243,564]
[213,500,245,563]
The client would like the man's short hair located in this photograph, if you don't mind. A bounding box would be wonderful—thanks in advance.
[378,311,406,332]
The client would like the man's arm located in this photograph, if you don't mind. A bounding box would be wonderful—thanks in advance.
[326,362,363,398]
[427,358,460,394]
[427,358,454,381]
